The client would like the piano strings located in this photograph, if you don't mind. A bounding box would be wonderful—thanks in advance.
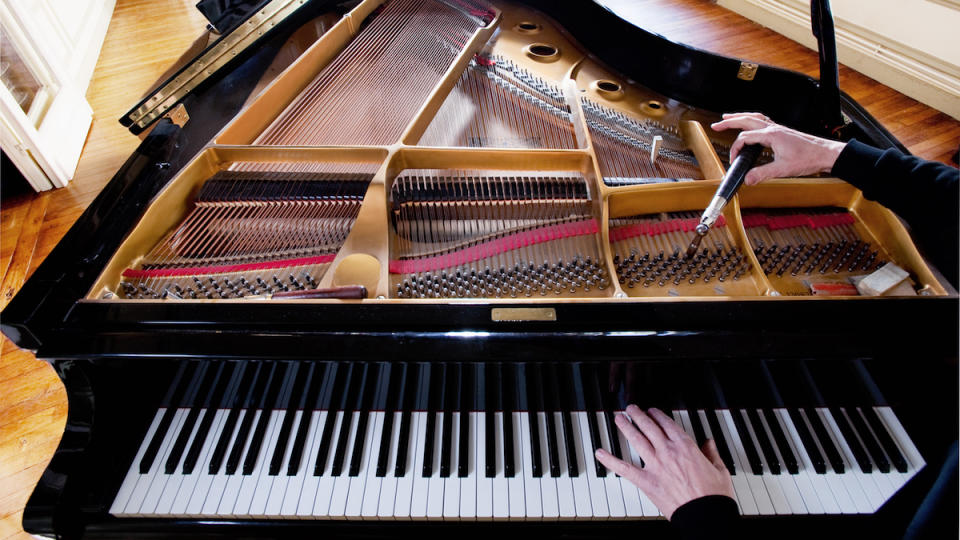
[390,170,608,298]
[253,0,493,146]
[118,164,376,299]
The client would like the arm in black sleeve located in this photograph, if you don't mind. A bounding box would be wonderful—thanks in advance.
[831,139,959,287]
[670,495,740,540]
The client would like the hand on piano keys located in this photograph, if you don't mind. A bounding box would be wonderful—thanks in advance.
[595,405,735,520]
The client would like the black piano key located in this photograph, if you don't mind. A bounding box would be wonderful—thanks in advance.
[183,362,236,474]
[788,408,826,474]
[227,362,272,475]
[577,364,606,477]
[862,406,908,473]
[554,363,579,477]
[705,409,735,475]
[140,362,193,473]
[269,362,311,476]
[165,363,216,474]
[394,364,417,477]
[243,362,291,475]
[731,409,764,475]
[349,363,379,477]
[829,407,874,474]
[688,408,708,448]
[746,408,781,475]
[594,364,623,463]
[422,363,440,477]
[762,409,798,474]
[484,362,497,478]
[526,363,543,478]
[315,363,349,476]
[287,363,326,476]
[377,363,403,477]
[332,363,364,477]
[850,407,890,473]
[502,363,516,478]
[209,362,257,474]
[539,363,560,478]
[805,407,845,473]
[440,363,457,478]
[458,362,472,478]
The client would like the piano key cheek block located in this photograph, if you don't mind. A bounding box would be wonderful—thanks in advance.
[4,0,956,537]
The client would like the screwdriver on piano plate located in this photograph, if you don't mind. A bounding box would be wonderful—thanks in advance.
[685,144,764,258]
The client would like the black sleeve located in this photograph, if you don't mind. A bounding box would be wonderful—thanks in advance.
[670,495,740,540]
[831,140,959,287]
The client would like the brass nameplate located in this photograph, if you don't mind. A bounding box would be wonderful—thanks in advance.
[491,307,557,321]
[737,61,759,81]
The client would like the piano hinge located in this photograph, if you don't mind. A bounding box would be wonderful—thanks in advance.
[737,61,759,81]
[491,307,557,322]
[164,103,190,127]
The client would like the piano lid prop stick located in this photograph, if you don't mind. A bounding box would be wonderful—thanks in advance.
[685,144,763,258]
[271,285,367,300]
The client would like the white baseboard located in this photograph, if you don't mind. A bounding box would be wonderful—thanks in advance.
[718,0,960,120]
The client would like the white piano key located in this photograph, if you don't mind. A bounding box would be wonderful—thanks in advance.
[110,409,165,515]
[183,410,229,517]
[346,411,379,518]
[393,411,421,519]
[409,411,430,518]
[575,411,609,519]
[773,409,830,514]
[846,408,896,501]
[203,409,247,516]
[797,409,857,514]
[236,411,283,517]
[329,411,361,518]
[719,409,771,515]
[294,410,328,517]
[552,412,577,519]
[565,412,592,518]
[426,412,445,520]
[263,410,302,517]
[737,409,791,515]
[492,412,510,520]
[155,409,207,515]
[507,411,526,520]
[536,412,560,519]
[361,412,386,519]
[816,408,874,513]
[137,409,189,515]
[595,412,626,518]
[519,412,542,520]
[443,412,461,520]
[612,414,645,518]
[875,406,924,473]
[755,409,807,514]
[282,410,321,517]
[309,410,345,518]
[476,411,493,519]
[216,409,260,516]
[378,411,404,519]
[458,411,477,520]
[694,410,740,515]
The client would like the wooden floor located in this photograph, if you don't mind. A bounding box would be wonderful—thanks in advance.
[0,1,957,538]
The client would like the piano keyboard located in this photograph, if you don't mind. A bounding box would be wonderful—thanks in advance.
[110,360,923,520]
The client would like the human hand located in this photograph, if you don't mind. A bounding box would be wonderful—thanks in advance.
[711,112,847,185]
[595,405,735,520]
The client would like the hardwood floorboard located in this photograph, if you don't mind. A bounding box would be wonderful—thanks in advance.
[0,0,956,537]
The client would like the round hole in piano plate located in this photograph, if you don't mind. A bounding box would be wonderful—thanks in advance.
[525,43,559,62]
[515,21,541,33]
[591,79,624,100]
[641,99,667,116]
[596,80,621,92]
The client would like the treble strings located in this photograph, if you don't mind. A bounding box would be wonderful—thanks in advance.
[418,57,577,148]
[253,0,484,146]
[581,100,704,183]
[118,162,377,299]
[390,170,608,298]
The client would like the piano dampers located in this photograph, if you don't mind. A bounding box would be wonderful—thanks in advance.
[117,170,373,300]
[389,170,609,299]
[253,0,489,146]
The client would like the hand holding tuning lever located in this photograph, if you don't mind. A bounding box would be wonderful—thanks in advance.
[595,405,735,520]
[711,112,847,185]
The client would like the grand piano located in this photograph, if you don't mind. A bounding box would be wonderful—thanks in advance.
[3,0,957,538]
